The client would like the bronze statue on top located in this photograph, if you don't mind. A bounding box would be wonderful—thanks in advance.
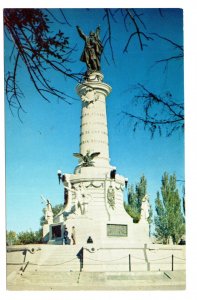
[76,25,103,72]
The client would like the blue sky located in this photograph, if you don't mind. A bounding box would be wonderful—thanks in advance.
[5,8,184,233]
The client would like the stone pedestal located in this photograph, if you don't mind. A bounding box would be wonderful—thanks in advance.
[43,224,50,242]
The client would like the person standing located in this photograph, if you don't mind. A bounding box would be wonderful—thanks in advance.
[71,226,76,245]
[63,227,70,245]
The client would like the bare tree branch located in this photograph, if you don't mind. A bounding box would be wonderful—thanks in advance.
[121,83,184,138]
[124,9,153,51]
[151,33,183,51]
[4,8,82,115]
[46,9,71,26]
[123,31,153,53]
[158,9,164,17]
[150,33,183,70]
[59,9,72,27]
[103,9,115,63]
[131,8,147,30]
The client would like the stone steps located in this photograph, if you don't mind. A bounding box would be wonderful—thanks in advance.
[7,245,82,274]
[6,244,185,290]
[16,270,79,285]
[7,270,186,290]
[7,244,186,274]
[10,270,166,284]
[26,245,82,272]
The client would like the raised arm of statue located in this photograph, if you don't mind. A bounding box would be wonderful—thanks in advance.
[95,25,101,38]
[41,194,47,204]
[76,25,86,40]
[41,195,52,207]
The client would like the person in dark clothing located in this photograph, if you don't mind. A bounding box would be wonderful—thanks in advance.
[63,227,70,245]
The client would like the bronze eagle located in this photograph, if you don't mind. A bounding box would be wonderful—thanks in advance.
[73,150,100,167]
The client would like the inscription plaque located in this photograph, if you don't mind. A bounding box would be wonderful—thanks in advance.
[107,224,128,237]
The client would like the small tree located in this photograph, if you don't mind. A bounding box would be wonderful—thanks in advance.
[40,209,47,227]
[154,173,185,244]
[17,230,37,245]
[16,229,43,244]
[34,228,43,243]
[147,204,153,236]
[6,230,18,245]
[125,175,148,223]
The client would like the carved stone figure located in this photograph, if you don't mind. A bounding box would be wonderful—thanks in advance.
[74,184,92,215]
[140,194,150,221]
[41,195,54,224]
[76,25,103,72]
[107,186,115,209]
[63,174,72,207]
[65,183,91,215]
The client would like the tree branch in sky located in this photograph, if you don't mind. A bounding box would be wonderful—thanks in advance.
[4,8,82,119]
[122,83,184,138]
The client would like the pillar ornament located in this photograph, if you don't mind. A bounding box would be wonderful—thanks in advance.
[115,184,125,191]
[81,87,100,104]
[85,181,104,189]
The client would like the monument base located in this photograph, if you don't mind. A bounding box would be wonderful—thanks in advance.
[45,169,150,246]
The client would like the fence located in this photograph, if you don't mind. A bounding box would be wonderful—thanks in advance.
[7,246,186,274]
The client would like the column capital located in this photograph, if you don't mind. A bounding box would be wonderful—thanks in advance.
[76,72,112,99]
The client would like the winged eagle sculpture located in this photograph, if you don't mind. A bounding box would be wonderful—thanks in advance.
[73,150,100,168]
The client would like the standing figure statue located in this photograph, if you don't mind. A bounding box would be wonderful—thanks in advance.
[72,184,88,215]
[76,25,103,72]
[63,174,72,208]
[140,194,150,221]
[76,184,92,215]
[41,195,54,224]
[65,183,91,215]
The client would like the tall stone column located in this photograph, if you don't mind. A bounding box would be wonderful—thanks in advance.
[76,72,112,171]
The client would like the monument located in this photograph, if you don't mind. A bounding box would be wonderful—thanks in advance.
[5,26,185,287]
[42,26,151,247]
